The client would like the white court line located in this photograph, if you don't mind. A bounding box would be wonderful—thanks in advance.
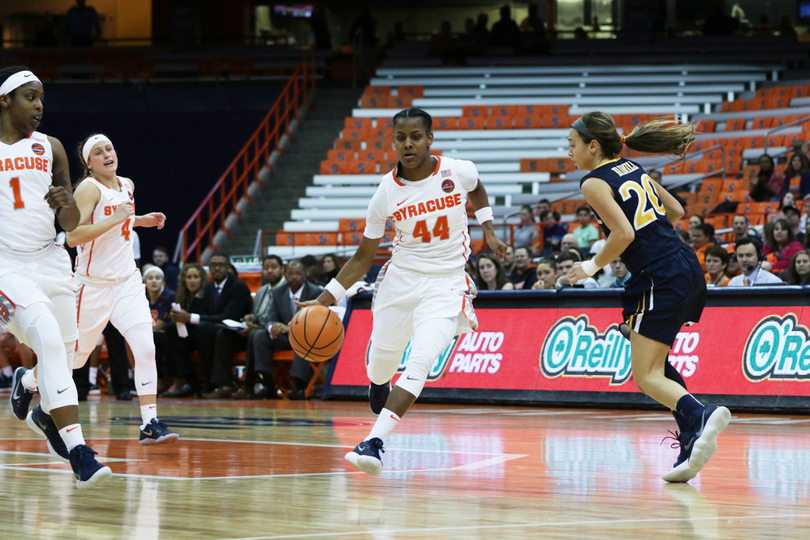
[449,453,528,471]
[214,512,810,540]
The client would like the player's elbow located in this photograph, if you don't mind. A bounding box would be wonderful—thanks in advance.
[669,205,685,222]
[616,226,635,248]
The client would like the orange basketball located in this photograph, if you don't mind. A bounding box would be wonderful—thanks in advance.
[288,305,345,362]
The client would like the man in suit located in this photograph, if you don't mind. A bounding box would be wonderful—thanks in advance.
[247,260,322,400]
[203,255,287,399]
[163,253,253,397]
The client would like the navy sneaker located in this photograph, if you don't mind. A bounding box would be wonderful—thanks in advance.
[687,405,731,473]
[9,367,34,420]
[139,418,180,445]
[69,445,112,489]
[368,381,390,415]
[661,430,698,483]
[345,437,385,476]
[25,405,69,463]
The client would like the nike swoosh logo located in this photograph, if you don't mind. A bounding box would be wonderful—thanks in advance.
[682,437,694,452]
[390,414,398,420]
[57,387,69,394]
[695,409,709,438]
[24,74,32,78]
[142,381,153,386]
[406,375,418,380]
[357,443,367,452]
[66,426,78,433]
[13,385,23,400]
[396,199,408,206]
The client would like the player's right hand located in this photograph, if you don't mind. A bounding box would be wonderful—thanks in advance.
[114,202,135,223]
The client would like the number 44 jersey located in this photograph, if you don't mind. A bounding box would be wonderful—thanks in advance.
[75,176,136,282]
[365,156,480,277]
[582,157,683,275]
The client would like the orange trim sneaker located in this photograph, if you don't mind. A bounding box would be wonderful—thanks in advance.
[26,404,69,463]
[69,445,112,489]
[139,418,180,445]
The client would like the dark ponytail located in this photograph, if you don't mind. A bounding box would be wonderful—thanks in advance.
[573,111,696,160]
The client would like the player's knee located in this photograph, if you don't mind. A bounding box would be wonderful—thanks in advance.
[367,343,401,384]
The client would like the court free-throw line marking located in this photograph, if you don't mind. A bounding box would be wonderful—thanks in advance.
[448,453,528,470]
[214,512,810,540]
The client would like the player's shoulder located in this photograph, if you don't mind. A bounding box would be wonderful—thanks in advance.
[118,176,134,190]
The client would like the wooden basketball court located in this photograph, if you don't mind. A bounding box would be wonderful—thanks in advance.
[2,395,809,539]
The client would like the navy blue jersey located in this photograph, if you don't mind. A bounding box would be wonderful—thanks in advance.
[581,158,683,274]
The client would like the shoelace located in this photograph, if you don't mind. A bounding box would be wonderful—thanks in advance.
[660,430,681,450]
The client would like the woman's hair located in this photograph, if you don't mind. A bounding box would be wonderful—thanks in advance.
[704,245,730,269]
[321,253,342,280]
[519,205,535,221]
[307,263,328,286]
[779,191,795,210]
[573,111,696,160]
[176,263,208,308]
[0,66,31,99]
[784,152,810,178]
[474,253,511,290]
[763,218,796,250]
[757,153,776,182]
[689,214,705,225]
[75,133,111,180]
[536,258,557,273]
[393,108,432,133]
[785,249,810,285]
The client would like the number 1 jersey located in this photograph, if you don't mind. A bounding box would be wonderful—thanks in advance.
[364,156,479,276]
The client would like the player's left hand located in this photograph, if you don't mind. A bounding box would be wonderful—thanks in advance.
[141,212,166,229]
[44,186,77,210]
[568,262,588,285]
[485,232,508,261]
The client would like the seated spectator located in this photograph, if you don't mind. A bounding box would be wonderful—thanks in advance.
[778,14,798,39]
[762,218,803,272]
[502,245,516,274]
[727,214,763,251]
[599,257,631,288]
[783,206,804,244]
[555,251,598,289]
[475,253,515,291]
[519,2,547,54]
[749,154,785,202]
[152,246,180,291]
[688,214,704,229]
[508,247,537,289]
[704,245,731,287]
[203,256,287,399]
[782,153,810,197]
[767,192,796,224]
[532,258,557,290]
[572,206,600,250]
[539,210,567,256]
[473,12,490,49]
[535,198,551,217]
[677,229,690,243]
[560,233,582,259]
[245,261,323,400]
[728,238,785,286]
[144,266,175,383]
[783,250,810,285]
[490,5,521,52]
[514,205,540,252]
[690,223,715,272]
[163,254,253,397]
[307,262,329,286]
[321,254,342,281]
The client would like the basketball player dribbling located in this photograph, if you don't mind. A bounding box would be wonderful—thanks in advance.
[566,112,730,482]
[298,108,507,475]
[1,66,111,488]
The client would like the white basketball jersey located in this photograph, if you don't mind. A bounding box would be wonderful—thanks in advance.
[0,132,56,253]
[365,156,479,276]
[75,177,136,281]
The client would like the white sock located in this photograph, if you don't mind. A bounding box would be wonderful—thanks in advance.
[89,367,98,385]
[367,408,400,442]
[59,424,85,452]
[1,366,12,378]
[140,404,157,430]
[22,369,38,391]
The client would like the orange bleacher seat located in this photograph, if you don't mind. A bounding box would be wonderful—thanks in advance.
[683,161,708,174]
[367,127,390,139]
[458,116,485,130]
[725,118,746,132]
[338,218,366,232]
[723,190,750,203]
[720,102,734,113]
[516,105,543,116]
[469,240,486,256]
[547,158,575,173]
[766,97,788,109]
[695,192,720,208]
[690,203,713,217]
[360,95,387,108]
[740,136,764,149]
[490,105,517,118]
[327,149,352,162]
[462,105,488,118]
[520,158,543,172]
[684,192,700,207]
[343,231,364,245]
[346,161,376,174]
[752,201,776,214]
[784,133,805,148]
[766,134,785,148]
[344,118,372,131]
[398,85,423,98]
[433,117,458,130]
[793,85,810,98]
[725,158,741,176]
[555,199,583,215]
[700,178,723,193]
[542,115,569,128]
[363,139,386,151]
[705,215,727,229]
[487,116,513,129]
[696,120,716,133]
[334,138,361,151]
[721,180,745,193]
[378,160,398,173]
[673,218,689,231]
[320,161,342,175]
[705,159,723,174]
[358,149,387,162]
[387,95,413,109]
[311,233,339,246]
[277,232,307,246]
[747,213,765,226]
[365,85,391,95]
[742,165,758,181]
[514,115,541,129]
[751,117,772,130]
[342,126,370,140]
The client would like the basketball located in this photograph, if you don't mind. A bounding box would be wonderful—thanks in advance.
[288,305,345,362]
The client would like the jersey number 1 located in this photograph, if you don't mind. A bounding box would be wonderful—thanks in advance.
[413,215,449,243]
[9,177,24,209]
[121,220,131,241]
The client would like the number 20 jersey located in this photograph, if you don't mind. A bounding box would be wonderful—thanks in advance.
[364,156,479,276]
[581,158,683,274]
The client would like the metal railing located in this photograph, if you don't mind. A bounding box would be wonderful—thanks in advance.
[764,115,810,155]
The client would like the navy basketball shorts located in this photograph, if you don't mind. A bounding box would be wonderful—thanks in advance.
[620,244,707,348]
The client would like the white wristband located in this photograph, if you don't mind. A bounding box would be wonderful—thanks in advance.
[475,207,494,224]
[325,278,346,301]
[581,259,601,277]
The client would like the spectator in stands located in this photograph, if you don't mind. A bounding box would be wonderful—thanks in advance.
[648,169,663,183]
[490,5,522,52]
[783,206,804,244]
[704,245,730,287]
[783,250,810,285]
[781,153,810,196]
[459,18,485,58]
[703,1,739,36]
[62,0,102,47]
[599,257,631,288]
[749,154,785,202]
[144,266,174,380]
[475,253,514,291]
[539,210,567,256]
[473,13,490,48]
[430,21,460,64]
[754,13,774,36]
[519,2,548,54]
[728,214,762,248]
[688,214,704,230]
[762,219,803,273]
[690,223,715,272]
[152,246,180,292]
[535,198,551,217]
[503,245,516,274]
[768,192,795,223]
[514,205,540,251]
[560,233,581,257]
[164,254,253,397]
[321,254,342,281]
[572,206,600,250]
[778,14,798,39]
[728,238,784,286]
[677,229,690,243]
[555,252,598,288]
[508,247,537,289]
[532,258,557,290]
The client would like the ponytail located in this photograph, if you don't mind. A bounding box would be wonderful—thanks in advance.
[573,112,696,160]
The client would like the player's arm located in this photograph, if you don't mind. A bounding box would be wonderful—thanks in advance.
[649,175,685,223]
[126,178,166,229]
[569,177,635,284]
[46,136,81,232]
[65,182,133,247]
[468,179,508,260]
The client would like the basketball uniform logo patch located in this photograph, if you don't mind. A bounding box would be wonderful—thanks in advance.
[441,179,455,193]
[31,143,45,156]
[0,291,16,325]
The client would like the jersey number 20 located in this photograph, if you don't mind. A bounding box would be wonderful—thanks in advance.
[618,175,666,231]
